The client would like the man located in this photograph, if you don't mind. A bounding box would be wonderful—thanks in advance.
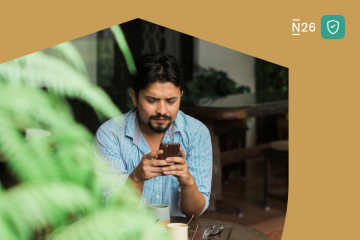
[95,53,212,218]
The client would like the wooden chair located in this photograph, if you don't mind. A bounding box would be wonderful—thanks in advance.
[262,140,288,210]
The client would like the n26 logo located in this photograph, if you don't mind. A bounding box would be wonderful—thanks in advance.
[292,19,315,35]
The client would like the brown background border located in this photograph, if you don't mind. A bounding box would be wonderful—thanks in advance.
[1,1,359,239]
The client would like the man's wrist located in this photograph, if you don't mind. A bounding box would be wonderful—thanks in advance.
[181,174,196,187]
[129,170,142,183]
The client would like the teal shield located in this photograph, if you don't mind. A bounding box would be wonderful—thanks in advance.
[327,20,339,34]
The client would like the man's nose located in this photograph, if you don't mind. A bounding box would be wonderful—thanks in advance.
[156,101,167,115]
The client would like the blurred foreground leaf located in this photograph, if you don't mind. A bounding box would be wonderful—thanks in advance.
[110,25,136,75]
[0,38,166,240]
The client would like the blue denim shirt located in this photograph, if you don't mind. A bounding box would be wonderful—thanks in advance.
[94,108,212,216]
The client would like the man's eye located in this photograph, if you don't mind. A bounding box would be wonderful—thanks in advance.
[167,101,175,104]
[147,99,155,103]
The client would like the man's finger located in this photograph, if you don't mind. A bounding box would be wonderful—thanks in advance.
[179,147,185,158]
[149,167,164,173]
[163,170,180,176]
[151,160,174,167]
[150,172,165,178]
[162,165,184,172]
[165,157,185,165]
[146,150,164,160]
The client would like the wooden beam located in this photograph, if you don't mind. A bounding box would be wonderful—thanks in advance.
[221,144,270,167]
[181,100,288,121]
[246,101,288,118]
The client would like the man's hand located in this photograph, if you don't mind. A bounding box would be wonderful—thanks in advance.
[129,149,174,191]
[161,147,195,186]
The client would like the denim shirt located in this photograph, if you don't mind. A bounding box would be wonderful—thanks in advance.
[94,108,212,216]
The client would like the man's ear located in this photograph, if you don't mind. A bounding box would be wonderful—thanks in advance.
[130,90,138,107]
[181,91,183,97]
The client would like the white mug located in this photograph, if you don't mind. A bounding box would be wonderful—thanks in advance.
[167,223,188,240]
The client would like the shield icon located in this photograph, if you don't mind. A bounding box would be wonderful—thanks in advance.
[327,20,339,34]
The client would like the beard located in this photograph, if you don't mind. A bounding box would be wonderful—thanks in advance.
[147,113,173,133]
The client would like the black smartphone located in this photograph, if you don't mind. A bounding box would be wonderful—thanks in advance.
[158,143,180,160]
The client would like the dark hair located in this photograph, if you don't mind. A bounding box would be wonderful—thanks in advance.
[132,53,184,99]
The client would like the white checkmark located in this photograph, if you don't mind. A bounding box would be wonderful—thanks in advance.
[331,24,335,28]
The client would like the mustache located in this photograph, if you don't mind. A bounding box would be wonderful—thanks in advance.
[149,114,172,120]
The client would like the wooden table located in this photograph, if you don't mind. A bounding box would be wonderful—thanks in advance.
[171,216,269,240]
[180,92,288,212]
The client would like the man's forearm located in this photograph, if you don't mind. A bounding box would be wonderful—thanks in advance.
[180,175,206,218]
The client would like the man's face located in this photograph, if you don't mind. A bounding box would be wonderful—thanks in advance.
[131,82,182,134]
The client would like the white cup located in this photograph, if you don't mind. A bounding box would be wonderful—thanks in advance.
[167,223,188,240]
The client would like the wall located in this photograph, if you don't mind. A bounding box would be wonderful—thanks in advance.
[194,39,256,147]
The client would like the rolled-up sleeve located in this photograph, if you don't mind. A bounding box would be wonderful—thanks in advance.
[186,126,213,215]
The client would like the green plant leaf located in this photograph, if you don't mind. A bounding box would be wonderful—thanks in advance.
[0,33,150,240]
[45,41,89,78]
[49,207,168,240]
[110,25,137,75]
[0,51,121,121]
[0,182,97,240]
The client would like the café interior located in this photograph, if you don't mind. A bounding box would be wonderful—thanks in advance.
[0,19,288,240]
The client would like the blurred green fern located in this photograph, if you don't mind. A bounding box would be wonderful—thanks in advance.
[0,25,166,240]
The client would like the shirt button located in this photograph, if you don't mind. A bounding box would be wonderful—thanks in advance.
[156,195,159,199]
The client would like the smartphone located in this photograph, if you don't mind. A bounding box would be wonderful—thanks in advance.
[158,143,180,160]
